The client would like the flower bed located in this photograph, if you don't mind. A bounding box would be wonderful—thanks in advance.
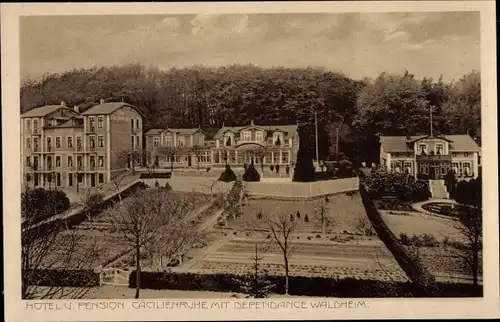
[374,199,414,211]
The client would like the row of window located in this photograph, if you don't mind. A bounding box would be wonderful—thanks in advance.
[222,134,287,146]
[25,136,105,150]
[392,151,470,157]
[153,136,185,147]
[130,119,141,132]
[25,155,105,169]
[131,135,141,149]
[29,173,105,187]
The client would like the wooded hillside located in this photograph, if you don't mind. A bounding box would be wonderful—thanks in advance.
[20,64,481,163]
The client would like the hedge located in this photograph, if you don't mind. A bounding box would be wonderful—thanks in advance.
[358,181,436,287]
[128,271,481,297]
[23,269,100,287]
[140,172,172,179]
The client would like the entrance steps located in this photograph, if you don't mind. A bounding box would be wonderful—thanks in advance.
[429,179,449,199]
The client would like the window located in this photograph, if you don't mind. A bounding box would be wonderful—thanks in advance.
[33,138,39,151]
[441,167,445,174]
[89,136,96,148]
[25,138,31,150]
[89,117,96,131]
[131,136,134,149]
[419,144,427,155]
[77,156,83,167]
[76,137,82,150]
[46,137,52,151]
[55,137,61,148]
[273,133,282,146]
[33,119,38,130]
[33,156,39,169]
[436,144,443,155]
[46,156,53,170]
[273,152,279,164]
[98,116,104,128]
[463,162,471,175]
[153,136,160,147]
[452,152,457,157]
[55,156,61,167]
[198,151,212,163]
[98,136,104,148]
[90,156,96,168]
[26,156,31,167]
[464,152,469,157]
[78,173,84,184]
[165,135,172,146]
[25,119,31,131]
[242,131,251,141]
[67,137,73,148]
[131,120,134,132]
[136,119,140,130]
[177,136,185,147]
[282,151,289,163]
[255,131,263,142]
[225,135,232,146]
[98,156,104,167]
[136,136,140,148]
[98,173,104,184]
[68,156,73,167]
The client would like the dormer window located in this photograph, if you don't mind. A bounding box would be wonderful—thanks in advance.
[255,131,263,142]
[436,144,443,155]
[177,136,185,147]
[225,135,232,146]
[419,144,427,155]
[273,132,283,146]
[242,131,251,141]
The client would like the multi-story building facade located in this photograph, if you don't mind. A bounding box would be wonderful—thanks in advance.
[21,100,143,188]
[379,134,481,180]
[145,121,299,169]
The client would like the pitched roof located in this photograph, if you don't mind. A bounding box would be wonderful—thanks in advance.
[145,129,165,136]
[81,102,144,117]
[21,105,73,118]
[380,135,480,152]
[214,123,298,138]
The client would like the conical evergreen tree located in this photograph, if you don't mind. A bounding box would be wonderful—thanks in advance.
[293,132,315,182]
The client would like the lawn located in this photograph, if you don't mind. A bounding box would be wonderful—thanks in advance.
[380,210,482,284]
[225,192,370,235]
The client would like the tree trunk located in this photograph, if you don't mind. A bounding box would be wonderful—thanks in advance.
[284,256,289,295]
[135,248,141,299]
[472,245,479,288]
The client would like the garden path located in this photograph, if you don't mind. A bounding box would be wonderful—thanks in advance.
[411,199,458,218]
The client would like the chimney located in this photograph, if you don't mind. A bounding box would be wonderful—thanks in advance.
[100,99,105,104]
[60,101,65,107]
[74,105,80,114]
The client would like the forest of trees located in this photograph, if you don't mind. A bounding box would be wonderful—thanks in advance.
[20,64,481,164]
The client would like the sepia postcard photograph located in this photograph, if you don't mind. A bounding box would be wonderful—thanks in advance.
[2,1,499,321]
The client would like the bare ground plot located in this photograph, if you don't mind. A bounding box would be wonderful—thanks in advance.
[188,235,406,282]
[380,211,482,284]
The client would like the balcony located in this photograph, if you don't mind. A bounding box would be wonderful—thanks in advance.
[45,146,54,153]
[416,154,452,162]
[33,146,41,153]
[75,145,84,152]
[87,126,97,133]
[88,146,97,152]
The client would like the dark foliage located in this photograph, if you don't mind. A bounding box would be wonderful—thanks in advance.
[219,165,237,182]
[293,136,316,182]
[128,271,481,297]
[21,188,70,224]
[243,162,260,182]
[23,269,100,288]
[140,172,172,179]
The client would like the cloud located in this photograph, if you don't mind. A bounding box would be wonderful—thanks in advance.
[190,14,250,39]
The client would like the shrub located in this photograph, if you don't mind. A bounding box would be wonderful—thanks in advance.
[315,234,321,238]
[219,165,237,182]
[292,141,315,182]
[307,236,312,240]
[304,214,309,222]
[242,162,260,182]
[286,165,290,175]
[270,164,274,171]
[164,182,172,191]
[206,167,211,173]
[22,188,71,223]
[400,233,411,245]
[155,180,160,188]
[24,269,100,288]
[275,165,280,173]
[296,211,301,219]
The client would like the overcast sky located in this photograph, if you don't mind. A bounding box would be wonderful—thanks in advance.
[20,12,480,82]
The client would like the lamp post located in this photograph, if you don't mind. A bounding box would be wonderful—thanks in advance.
[314,109,319,163]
